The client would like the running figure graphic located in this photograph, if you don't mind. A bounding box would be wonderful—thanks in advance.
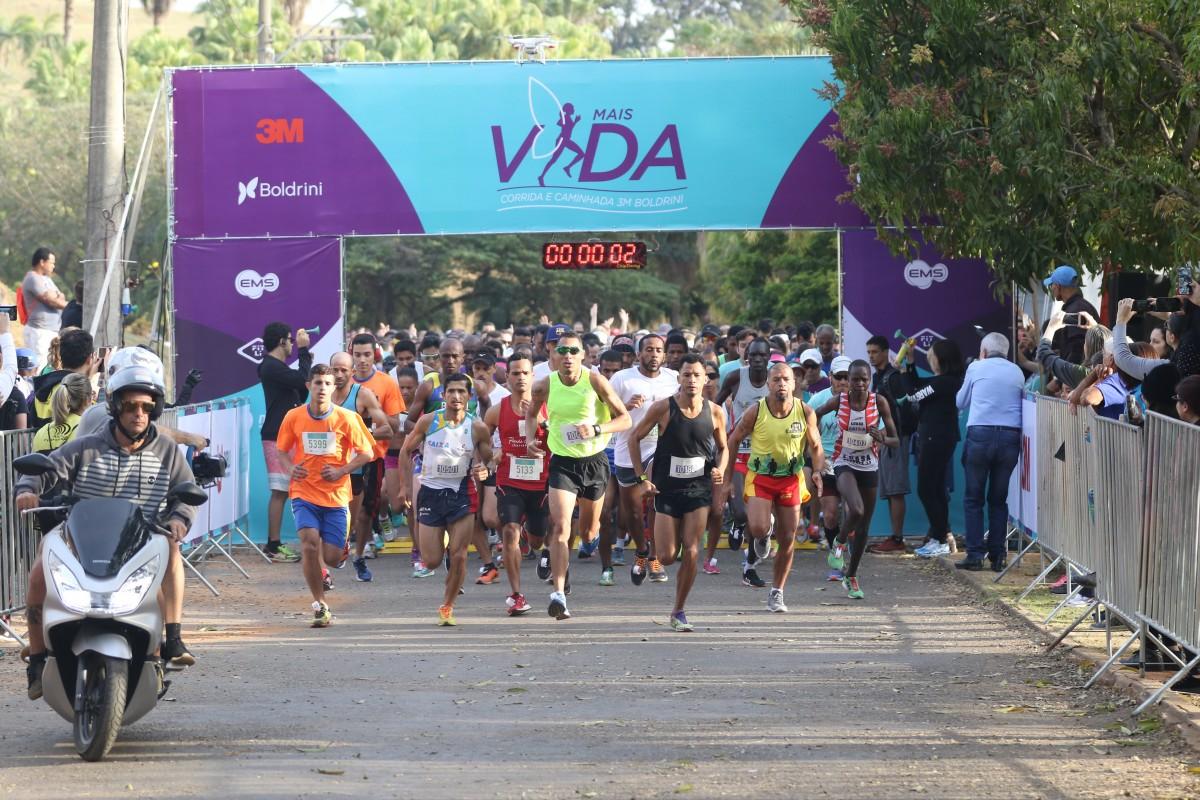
[538,102,585,187]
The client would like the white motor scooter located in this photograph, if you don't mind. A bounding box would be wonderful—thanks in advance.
[15,452,207,761]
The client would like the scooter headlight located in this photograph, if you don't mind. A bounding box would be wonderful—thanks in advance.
[104,558,160,615]
[46,552,160,617]
[46,550,91,614]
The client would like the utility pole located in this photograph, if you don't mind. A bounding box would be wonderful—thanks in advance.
[258,0,274,63]
[82,0,127,348]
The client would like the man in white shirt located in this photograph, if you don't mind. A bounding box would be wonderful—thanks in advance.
[22,248,67,372]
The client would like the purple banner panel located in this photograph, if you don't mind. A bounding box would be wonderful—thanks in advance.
[174,237,343,401]
[841,230,1012,369]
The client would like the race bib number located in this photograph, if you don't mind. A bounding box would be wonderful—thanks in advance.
[842,431,873,452]
[302,431,337,456]
[561,424,586,445]
[509,456,543,482]
[433,455,469,479]
[669,456,705,479]
[738,436,752,454]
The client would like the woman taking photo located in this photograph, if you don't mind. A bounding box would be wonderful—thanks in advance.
[901,339,966,558]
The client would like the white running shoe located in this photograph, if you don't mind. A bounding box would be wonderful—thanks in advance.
[766,588,788,613]
[918,541,950,558]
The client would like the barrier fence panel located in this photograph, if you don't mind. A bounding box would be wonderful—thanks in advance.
[0,429,37,645]
[1134,413,1200,713]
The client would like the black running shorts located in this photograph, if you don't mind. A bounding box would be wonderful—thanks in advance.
[496,485,549,538]
[548,452,610,502]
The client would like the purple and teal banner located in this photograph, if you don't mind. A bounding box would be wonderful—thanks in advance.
[841,230,1012,370]
[173,237,344,402]
[170,58,866,238]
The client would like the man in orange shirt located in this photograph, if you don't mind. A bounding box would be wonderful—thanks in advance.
[347,333,407,582]
[276,364,377,627]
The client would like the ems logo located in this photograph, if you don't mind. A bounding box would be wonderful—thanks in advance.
[903,260,949,290]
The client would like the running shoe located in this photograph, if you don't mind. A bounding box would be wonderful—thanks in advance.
[727,522,745,551]
[506,593,531,616]
[476,565,500,585]
[827,543,846,571]
[868,537,908,554]
[412,561,435,579]
[670,611,694,632]
[536,550,552,581]
[548,591,570,620]
[649,558,669,583]
[26,653,46,701]
[826,568,845,582]
[917,540,950,558]
[753,535,772,561]
[577,538,599,559]
[766,589,788,613]
[270,544,301,563]
[599,568,615,586]
[161,637,196,669]
[438,605,457,626]
[311,601,331,628]
[612,545,626,566]
[353,557,373,582]
[807,524,822,543]
[742,568,766,588]
[363,541,377,560]
[322,568,334,592]
[843,576,865,600]
[913,540,938,557]
[631,553,649,586]
[703,558,720,575]
[373,532,386,552]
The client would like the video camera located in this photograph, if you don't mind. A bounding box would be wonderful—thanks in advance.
[1132,297,1183,313]
[191,452,227,489]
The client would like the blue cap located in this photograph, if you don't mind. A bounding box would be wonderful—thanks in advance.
[1044,265,1078,288]
[545,323,572,343]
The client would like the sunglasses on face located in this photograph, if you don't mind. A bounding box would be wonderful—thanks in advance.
[833,373,849,380]
[706,372,719,380]
[556,345,582,355]
[120,400,156,415]
[422,352,441,361]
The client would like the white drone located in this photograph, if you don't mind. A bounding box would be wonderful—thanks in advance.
[508,35,558,64]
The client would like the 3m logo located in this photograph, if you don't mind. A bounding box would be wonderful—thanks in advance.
[903,260,950,290]
[237,177,258,205]
[235,269,279,300]
[256,118,304,144]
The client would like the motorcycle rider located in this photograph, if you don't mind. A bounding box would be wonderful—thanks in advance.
[16,363,199,700]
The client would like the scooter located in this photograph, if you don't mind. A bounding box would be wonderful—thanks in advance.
[14,452,207,761]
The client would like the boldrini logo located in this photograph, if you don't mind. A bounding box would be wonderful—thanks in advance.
[235,269,279,300]
[903,260,949,290]
[236,177,324,206]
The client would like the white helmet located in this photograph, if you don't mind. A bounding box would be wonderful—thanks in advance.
[107,346,165,383]
[107,364,166,423]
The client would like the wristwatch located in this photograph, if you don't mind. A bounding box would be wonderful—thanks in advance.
[636,473,649,484]
[592,424,602,437]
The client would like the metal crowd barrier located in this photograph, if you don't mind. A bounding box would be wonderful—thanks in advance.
[0,429,37,646]
[1133,412,1200,714]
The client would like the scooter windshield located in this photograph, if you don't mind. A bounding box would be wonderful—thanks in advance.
[64,498,153,579]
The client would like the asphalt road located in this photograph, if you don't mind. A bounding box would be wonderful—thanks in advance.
[2,545,1198,799]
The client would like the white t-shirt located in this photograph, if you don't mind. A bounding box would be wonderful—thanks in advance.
[609,366,678,468]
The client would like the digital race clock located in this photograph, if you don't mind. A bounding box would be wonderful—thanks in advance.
[542,241,646,270]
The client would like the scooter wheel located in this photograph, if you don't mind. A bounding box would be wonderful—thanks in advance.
[74,653,128,761]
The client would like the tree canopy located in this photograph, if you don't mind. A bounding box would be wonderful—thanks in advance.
[795,0,1200,288]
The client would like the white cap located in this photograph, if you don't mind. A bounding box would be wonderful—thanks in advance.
[799,348,822,366]
[830,355,853,375]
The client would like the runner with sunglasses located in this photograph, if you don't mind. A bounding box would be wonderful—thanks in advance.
[527,332,631,619]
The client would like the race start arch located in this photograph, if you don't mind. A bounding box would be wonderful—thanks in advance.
[166,56,1010,535]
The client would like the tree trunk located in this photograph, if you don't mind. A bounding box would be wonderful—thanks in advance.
[82,0,128,348]
[63,0,74,44]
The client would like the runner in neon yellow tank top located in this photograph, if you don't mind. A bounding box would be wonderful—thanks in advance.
[527,330,631,620]
[727,362,825,614]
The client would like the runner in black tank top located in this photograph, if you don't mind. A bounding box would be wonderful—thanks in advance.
[629,355,729,632]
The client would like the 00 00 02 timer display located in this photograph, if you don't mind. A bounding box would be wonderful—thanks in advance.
[542,241,646,270]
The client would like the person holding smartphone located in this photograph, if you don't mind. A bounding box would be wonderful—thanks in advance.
[1044,265,1099,364]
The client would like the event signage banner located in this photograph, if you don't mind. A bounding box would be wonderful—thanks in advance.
[1007,395,1039,537]
[840,230,1012,370]
[173,237,344,402]
[170,58,869,238]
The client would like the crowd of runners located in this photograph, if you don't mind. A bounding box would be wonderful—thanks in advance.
[259,316,941,632]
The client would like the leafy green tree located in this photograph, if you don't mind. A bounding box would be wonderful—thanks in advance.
[795,0,1200,286]
[702,231,838,326]
[23,40,90,103]
[0,15,60,64]
[189,0,322,64]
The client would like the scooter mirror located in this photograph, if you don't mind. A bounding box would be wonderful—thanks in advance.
[13,453,55,476]
[168,482,209,507]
